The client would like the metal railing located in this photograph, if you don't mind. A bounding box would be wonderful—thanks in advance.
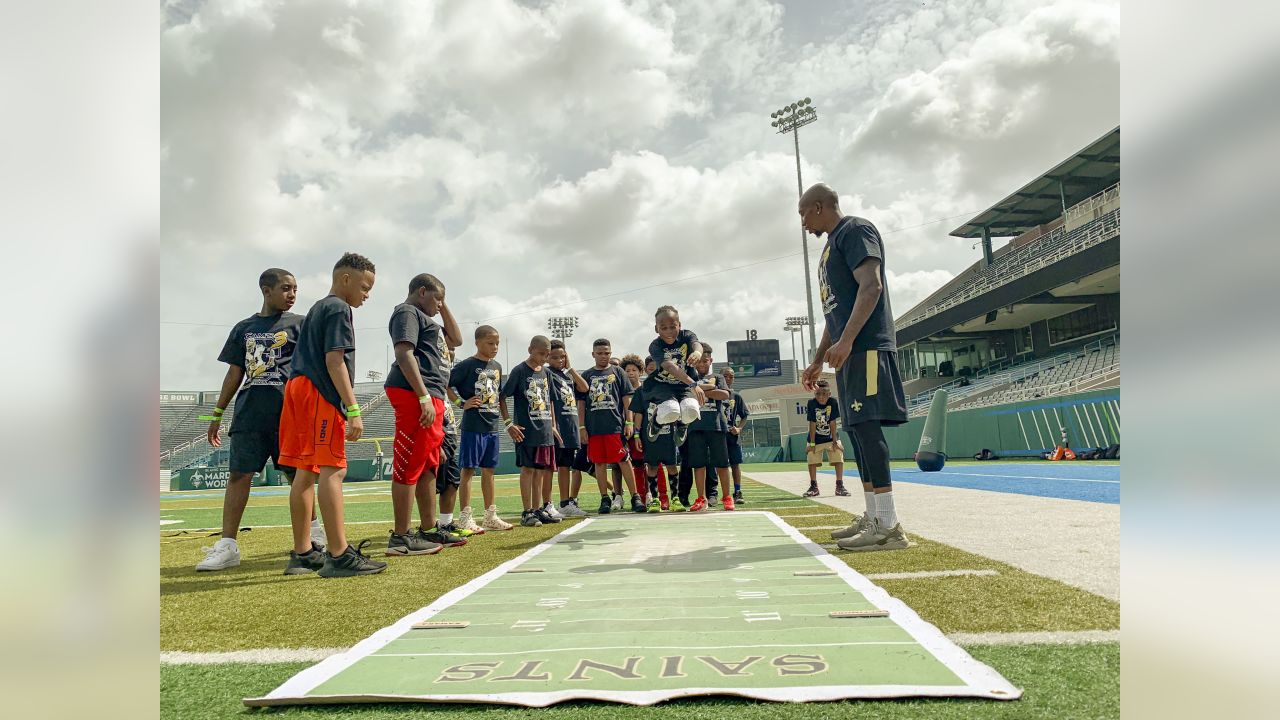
[897,183,1121,330]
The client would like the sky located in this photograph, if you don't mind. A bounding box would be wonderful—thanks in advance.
[160,0,1119,390]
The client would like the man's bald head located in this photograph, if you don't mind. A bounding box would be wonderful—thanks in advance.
[799,183,843,236]
[800,183,840,211]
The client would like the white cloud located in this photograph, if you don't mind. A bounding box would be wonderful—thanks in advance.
[161,0,1119,389]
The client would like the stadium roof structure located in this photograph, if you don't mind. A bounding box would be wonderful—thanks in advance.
[950,127,1119,238]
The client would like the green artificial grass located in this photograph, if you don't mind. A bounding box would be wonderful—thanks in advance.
[160,643,1119,719]
[161,475,1116,652]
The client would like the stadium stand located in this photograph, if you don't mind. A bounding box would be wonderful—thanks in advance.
[894,127,1120,418]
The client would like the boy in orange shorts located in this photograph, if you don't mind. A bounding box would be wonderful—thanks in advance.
[384,273,468,556]
[278,253,384,578]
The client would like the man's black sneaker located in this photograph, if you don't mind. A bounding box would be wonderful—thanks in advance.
[803,485,820,497]
[598,495,612,514]
[385,529,442,556]
[283,541,326,576]
[419,526,468,547]
[534,508,561,524]
[520,510,542,527]
[834,484,852,497]
[732,490,745,504]
[630,493,647,513]
[317,540,387,578]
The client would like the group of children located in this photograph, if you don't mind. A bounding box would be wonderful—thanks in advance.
[195,255,755,578]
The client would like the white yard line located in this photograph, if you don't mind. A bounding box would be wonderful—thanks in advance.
[161,630,1118,665]
[865,569,999,580]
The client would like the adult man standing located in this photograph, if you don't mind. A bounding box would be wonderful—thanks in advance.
[799,183,910,552]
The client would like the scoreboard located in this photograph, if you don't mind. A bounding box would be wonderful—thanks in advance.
[727,338,780,365]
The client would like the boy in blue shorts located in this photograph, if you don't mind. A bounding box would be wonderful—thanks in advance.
[449,325,512,531]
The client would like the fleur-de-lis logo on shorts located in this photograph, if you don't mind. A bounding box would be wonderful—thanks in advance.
[850,399,863,413]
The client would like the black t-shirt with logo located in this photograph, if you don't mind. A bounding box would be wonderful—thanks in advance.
[449,356,503,433]
[501,361,556,447]
[648,329,700,385]
[690,373,728,432]
[548,367,581,450]
[580,366,633,436]
[806,398,841,444]
[217,311,304,433]
[818,216,897,352]
[721,390,749,445]
[291,295,356,414]
[384,303,448,400]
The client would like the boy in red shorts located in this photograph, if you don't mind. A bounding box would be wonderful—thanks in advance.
[580,339,646,514]
[278,253,384,578]
[384,273,468,556]
[621,354,667,509]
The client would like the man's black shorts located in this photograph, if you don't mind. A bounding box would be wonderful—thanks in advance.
[836,349,908,427]
[686,429,729,468]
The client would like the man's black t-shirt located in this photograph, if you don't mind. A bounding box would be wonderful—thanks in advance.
[548,367,581,450]
[501,361,556,447]
[690,373,728,432]
[217,311,304,433]
[449,357,503,433]
[648,329,700,384]
[384,303,448,399]
[721,390,749,445]
[806,398,841,444]
[581,366,633,436]
[291,295,356,414]
[818,216,896,352]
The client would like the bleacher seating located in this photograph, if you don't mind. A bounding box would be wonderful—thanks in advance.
[897,184,1120,330]
[907,336,1118,417]
[162,382,391,469]
[951,343,1118,411]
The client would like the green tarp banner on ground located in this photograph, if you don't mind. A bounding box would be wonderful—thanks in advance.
[247,512,1020,708]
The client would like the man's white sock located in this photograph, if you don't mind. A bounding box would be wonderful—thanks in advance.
[874,492,897,529]
[438,512,454,526]
[864,491,877,518]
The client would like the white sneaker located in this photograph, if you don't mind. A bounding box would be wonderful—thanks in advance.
[831,513,873,540]
[195,538,240,572]
[543,502,564,520]
[611,493,624,512]
[458,506,486,535]
[481,505,513,531]
[310,519,327,549]
[837,518,910,552]
[559,499,589,518]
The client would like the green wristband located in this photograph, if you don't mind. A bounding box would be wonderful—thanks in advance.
[212,407,224,415]
[198,415,220,422]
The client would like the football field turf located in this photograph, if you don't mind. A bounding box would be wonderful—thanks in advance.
[160,464,1119,718]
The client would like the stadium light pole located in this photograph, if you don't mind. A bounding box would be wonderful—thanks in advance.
[785,315,811,375]
[783,325,802,383]
[771,97,819,350]
[546,316,579,353]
